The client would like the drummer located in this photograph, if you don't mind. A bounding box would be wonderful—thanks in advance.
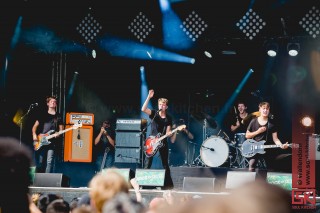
[230,101,250,145]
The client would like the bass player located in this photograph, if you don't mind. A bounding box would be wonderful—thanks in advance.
[32,96,64,173]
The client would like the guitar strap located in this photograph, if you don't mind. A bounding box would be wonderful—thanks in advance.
[265,121,269,143]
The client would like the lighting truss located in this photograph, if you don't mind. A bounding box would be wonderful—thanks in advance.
[180,11,208,42]
[299,6,320,38]
[236,9,266,40]
[76,13,102,44]
[128,12,155,42]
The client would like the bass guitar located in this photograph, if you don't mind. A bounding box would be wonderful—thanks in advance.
[144,125,186,157]
[241,139,292,158]
[33,122,82,151]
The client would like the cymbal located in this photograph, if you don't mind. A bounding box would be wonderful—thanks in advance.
[192,111,217,129]
[241,111,260,126]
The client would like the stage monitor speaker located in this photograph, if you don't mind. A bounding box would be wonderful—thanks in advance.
[64,125,93,162]
[33,173,70,187]
[182,177,216,192]
[101,168,134,182]
[116,131,143,147]
[225,171,257,190]
[267,172,292,191]
[115,147,142,164]
[135,169,165,187]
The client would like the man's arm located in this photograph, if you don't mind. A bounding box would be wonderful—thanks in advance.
[94,127,105,145]
[32,120,39,141]
[245,126,266,139]
[272,132,289,149]
[141,90,154,116]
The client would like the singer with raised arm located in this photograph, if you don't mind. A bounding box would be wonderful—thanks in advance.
[245,101,289,171]
[32,96,64,173]
[141,89,179,189]
[94,120,115,173]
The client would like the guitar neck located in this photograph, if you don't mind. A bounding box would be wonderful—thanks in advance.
[46,126,75,140]
[157,128,180,141]
[263,144,291,149]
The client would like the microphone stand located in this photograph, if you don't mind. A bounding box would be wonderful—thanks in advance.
[19,104,34,146]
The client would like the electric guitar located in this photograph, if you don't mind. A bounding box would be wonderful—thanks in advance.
[144,125,186,157]
[33,122,82,151]
[241,139,292,158]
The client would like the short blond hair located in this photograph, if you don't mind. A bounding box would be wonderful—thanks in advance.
[259,102,270,109]
[89,169,129,213]
[158,98,169,104]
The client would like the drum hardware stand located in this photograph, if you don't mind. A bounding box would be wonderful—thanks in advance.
[192,155,205,167]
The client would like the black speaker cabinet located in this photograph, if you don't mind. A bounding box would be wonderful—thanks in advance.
[116,131,144,147]
[183,177,216,192]
[116,119,147,131]
[115,147,142,164]
[33,173,70,187]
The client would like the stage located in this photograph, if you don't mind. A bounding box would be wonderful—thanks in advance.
[30,166,278,203]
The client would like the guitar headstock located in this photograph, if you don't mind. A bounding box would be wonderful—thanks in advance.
[177,125,186,131]
[73,122,83,129]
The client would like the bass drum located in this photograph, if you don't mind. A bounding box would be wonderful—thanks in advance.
[200,136,229,167]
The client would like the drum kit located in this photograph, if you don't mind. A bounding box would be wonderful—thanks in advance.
[192,132,249,168]
[186,110,263,168]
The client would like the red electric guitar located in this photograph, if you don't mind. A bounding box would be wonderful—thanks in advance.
[144,125,186,157]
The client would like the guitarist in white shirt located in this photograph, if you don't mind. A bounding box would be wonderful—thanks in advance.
[245,101,289,171]
[32,96,64,173]
[141,89,175,189]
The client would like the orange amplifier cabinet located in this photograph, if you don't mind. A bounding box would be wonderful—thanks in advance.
[64,112,94,162]
[66,112,94,125]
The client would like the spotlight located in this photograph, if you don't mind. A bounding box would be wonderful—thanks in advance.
[266,42,278,57]
[204,51,212,58]
[287,43,300,56]
[92,49,96,58]
[301,116,312,127]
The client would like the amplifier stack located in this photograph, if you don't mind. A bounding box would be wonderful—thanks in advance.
[115,118,147,168]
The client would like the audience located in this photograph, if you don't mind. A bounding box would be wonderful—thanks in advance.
[0,137,36,213]
[45,198,70,213]
[89,168,130,213]
[102,192,146,213]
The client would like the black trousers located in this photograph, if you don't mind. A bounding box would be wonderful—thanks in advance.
[144,142,174,189]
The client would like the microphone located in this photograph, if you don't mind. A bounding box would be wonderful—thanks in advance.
[269,113,274,119]
[30,103,38,107]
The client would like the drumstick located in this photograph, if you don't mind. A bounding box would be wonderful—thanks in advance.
[234,106,239,122]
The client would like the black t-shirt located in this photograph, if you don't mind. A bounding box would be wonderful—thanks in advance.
[247,118,277,145]
[37,112,63,134]
[231,115,248,134]
[36,111,63,148]
[149,110,172,138]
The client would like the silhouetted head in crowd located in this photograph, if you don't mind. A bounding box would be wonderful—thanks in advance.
[45,198,70,213]
[89,168,129,213]
[0,137,32,212]
[37,193,62,213]
[102,192,146,213]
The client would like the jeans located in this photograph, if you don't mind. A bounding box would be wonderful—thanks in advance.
[95,148,115,172]
[35,148,55,173]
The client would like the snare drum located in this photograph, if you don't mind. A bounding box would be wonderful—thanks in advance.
[234,133,246,147]
[200,136,229,167]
